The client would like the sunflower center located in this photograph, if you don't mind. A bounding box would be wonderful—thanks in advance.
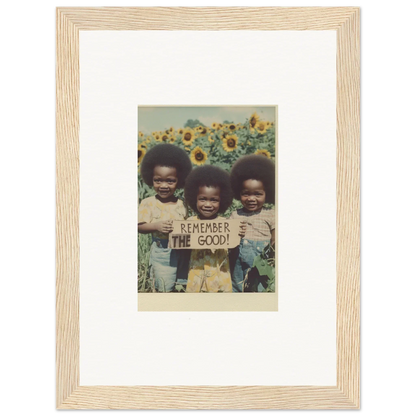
[230,125,235,130]
[195,152,204,161]
[184,133,192,141]
[227,139,236,148]
[250,117,256,127]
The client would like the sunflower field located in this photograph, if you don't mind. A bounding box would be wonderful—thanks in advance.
[138,112,276,292]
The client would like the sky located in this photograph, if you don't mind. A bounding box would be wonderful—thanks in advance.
[138,106,276,134]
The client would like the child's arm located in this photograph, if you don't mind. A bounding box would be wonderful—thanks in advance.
[138,220,173,234]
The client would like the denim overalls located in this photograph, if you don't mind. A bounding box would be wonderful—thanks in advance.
[150,237,189,292]
[232,239,269,292]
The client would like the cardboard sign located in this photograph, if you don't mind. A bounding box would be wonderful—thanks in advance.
[169,219,242,249]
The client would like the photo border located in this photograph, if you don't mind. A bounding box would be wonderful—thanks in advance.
[56,7,360,409]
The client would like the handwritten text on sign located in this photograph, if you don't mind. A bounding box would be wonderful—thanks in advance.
[169,219,241,249]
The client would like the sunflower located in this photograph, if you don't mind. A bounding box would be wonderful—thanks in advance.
[199,126,209,136]
[255,149,271,159]
[177,128,184,135]
[228,123,237,132]
[160,132,170,142]
[137,145,146,165]
[190,146,208,165]
[154,133,162,142]
[169,134,176,143]
[182,129,195,146]
[138,142,147,149]
[256,121,268,134]
[222,134,238,152]
[169,127,174,133]
[249,112,260,131]
[146,136,152,143]
[208,134,215,143]
[152,131,157,137]
[266,121,271,128]
[211,122,218,130]
[196,126,203,132]
[138,131,144,138]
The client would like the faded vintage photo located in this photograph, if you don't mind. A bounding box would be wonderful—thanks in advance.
[138,106,276,293]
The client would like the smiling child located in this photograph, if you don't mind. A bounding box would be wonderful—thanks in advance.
[138,144,192,292]
[229,155,276,292]
[183,165,234,293]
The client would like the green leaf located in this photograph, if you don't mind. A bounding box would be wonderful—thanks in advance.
[175,284,185,292]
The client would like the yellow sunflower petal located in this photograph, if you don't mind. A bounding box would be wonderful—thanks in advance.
[256,120,268,134]
[138,147,146,165]
[249,112,260,131]
[254,149,271,158]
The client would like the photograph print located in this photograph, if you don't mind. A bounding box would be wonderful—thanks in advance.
[138,106,276,293]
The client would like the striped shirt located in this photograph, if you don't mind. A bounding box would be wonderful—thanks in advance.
[230,208,275,241]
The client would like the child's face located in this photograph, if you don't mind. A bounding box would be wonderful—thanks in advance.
[240,179,266,212]
[196,186,220,219]
[153,165,178,200]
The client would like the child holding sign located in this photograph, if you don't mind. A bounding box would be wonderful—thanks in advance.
[184,165,234,293]
[138,144,192,292]
[230,155,276,292]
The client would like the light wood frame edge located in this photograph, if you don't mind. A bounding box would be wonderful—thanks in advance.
[56,7,360,409]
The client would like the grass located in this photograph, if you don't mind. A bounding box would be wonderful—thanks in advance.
[137,233,153,292]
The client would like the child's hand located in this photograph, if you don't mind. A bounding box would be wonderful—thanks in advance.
[239,220,247,238]
[156,220,174,234]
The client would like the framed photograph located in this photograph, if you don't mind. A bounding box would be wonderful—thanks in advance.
[56,7,360,409]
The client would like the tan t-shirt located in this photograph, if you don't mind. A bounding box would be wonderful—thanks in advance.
[138,196,187,239]
[230,208,275,241]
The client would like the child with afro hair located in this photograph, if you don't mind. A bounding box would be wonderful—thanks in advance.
[229,155,276,292]
[184,165,234,293]
[138,143,192,292]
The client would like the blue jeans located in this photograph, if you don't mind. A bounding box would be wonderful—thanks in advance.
[149,238,188,292]
[232,239,269,292]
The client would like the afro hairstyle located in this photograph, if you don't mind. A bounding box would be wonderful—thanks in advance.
[184,165,233,214]
[140,143,192,188]
[230,155,275,203]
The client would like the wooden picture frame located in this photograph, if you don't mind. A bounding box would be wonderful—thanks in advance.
[56,7,360,409]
